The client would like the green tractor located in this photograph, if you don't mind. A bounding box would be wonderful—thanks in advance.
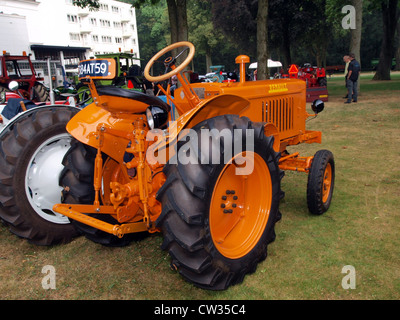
[95,52,145,90]
[77,52,147,104]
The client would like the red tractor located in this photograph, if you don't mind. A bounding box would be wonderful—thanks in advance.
[284,64,328,102]
[297,64,327,87]
[0,51,49,102]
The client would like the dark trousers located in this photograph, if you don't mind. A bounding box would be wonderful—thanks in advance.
[347,79,358,102]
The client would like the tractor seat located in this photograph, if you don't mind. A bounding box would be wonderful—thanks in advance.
[96,86,170,112]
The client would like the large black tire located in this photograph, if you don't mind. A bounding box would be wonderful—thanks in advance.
[307,150,335,215]
[156,115,283,290]
[33,83,50,102]
[0,106,80,245]
[59,140,144,247]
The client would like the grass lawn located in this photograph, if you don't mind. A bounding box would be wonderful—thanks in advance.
[0,72,399,300]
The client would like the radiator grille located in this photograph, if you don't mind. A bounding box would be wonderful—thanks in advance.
[266,97,294,132]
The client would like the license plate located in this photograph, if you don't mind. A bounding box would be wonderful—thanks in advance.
[78,59,116,80]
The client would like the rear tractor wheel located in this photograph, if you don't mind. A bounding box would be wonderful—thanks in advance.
[156,115,283,290]
[0,106,80,245]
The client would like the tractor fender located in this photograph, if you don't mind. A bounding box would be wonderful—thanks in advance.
[65,102,140,163]
[66,94,250,165]
[147,94,250,165]
[181,93,250,130]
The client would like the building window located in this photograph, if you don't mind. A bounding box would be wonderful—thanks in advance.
[115,37,122,44]
[92,35,99,42]
[70,33,81,41]
[67,14,78,23]
[100,19,111,28]
[113,22,121,29]
[101,36,112,43]
[112,6,120,13]
[130,24,135,31]
[100,3,109,11]
[90,18,97,26]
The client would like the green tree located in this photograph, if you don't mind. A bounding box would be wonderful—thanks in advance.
[135,1,169,66]
[299,0,332,68]
[72,0,100,10]
[208,0,271,79]
[372,0,399,80]
[188,1,225,72]
[268,0,308,70]
[132,0,188,45]
[209,0,258,58]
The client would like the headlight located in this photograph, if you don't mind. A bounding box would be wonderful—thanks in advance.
[146,106,169,129]
[312,99,324,114]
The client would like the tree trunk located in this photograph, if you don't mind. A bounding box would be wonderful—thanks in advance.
[167,0,179,44]
[349,0,363,91]
[206,45,212,73]
[166,0,188,80]
[281,26,292,71]
[166,0,188,55]
[373,0,399,80]
[176,0,188,42]
[395,18,400,71]
[257,0,269,80]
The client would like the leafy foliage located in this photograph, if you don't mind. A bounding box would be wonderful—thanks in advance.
[72,0,100,10]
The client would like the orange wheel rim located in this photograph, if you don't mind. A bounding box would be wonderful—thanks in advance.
[209,152,272,259]
[322,163,332,203]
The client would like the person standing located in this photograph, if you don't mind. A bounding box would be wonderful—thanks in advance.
[345,53,361,104]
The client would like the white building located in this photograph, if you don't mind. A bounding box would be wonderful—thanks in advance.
[0,0,140,64]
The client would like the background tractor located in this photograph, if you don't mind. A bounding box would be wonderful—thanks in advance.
[75,52,148,104]
[0,42,335,290]
[0,52,49,102]
[282,63,329,102]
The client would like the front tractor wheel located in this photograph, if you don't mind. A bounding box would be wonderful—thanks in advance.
[33,83,50,102]
[0,106,80,245]
[307,150,335,215]
[156,115,283,290]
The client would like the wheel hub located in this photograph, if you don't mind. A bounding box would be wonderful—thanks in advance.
[210,152,272,259]
[25,133,72,224]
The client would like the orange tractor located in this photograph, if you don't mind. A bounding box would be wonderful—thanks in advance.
[0,42,334,290]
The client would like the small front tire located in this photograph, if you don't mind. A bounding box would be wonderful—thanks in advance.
[307,150,335,215]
